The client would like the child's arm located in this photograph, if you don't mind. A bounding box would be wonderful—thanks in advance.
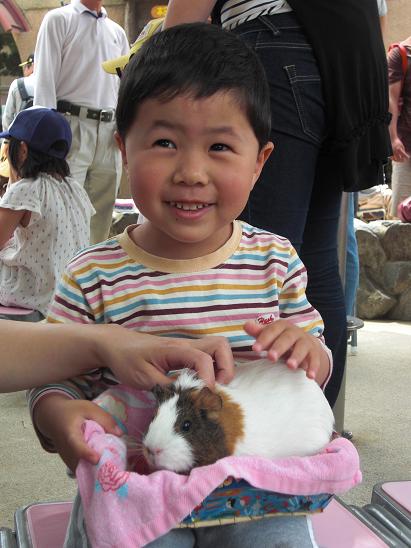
[246,246,332,386]
[29,263,236,471]
[0,207,28,248]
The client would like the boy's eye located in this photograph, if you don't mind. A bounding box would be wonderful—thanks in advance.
[154,139,176,149]
[210,143,230,152]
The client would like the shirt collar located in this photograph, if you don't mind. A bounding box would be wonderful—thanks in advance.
[71,0,107,18]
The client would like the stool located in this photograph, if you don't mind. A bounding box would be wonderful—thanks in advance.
[0,306,43,322]
[347,315,364,355]
[372,481,411,528]
[15,501,72,548]
[0,528,16,548]
[12,497,394,548]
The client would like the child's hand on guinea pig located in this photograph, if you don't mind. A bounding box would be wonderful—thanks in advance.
[244,319,328,382]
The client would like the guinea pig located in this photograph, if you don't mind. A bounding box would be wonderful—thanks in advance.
[142,359,335,474]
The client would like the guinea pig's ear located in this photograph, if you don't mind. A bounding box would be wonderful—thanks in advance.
[193,388,223,420]
[152,384,174,404]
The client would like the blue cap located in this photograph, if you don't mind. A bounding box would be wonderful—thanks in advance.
[0,107,72,159]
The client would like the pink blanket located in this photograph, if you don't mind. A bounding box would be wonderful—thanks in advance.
[76,386,361,548]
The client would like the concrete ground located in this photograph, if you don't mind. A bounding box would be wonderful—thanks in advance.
[0,320,410,530]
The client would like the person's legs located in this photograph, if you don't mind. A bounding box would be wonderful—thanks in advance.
[197,516,317,548]
[145,529,196,548]
[234,15,346,406]
[344,193,359,316]
[390,158,411,217]
[86,119,122,244]
[299,165,346,408]
[235,13,326,249]
[64,114,94,187]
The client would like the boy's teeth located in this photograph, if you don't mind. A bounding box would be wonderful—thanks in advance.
[171,202,209,210]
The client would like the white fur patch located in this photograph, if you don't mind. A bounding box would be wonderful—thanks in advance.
[143,393,194,473]
[174,369,205,392]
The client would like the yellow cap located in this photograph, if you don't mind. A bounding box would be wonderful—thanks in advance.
[18,54,34,68]
[0,142,10,179]
[102,18,164,75]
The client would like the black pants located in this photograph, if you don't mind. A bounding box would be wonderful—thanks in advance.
[234,12,347,407]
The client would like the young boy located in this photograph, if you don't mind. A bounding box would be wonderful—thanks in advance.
[30,23,331,547]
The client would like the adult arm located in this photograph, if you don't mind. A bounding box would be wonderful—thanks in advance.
[388,80,409,161]
[33,11,65,108]
[0,321,233,392]
[164,0,216,28]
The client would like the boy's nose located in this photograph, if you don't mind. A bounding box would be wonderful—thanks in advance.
[172,156,209,186]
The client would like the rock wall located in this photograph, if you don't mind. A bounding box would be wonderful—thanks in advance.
[356,220,411,320]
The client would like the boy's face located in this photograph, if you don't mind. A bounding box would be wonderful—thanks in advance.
[117,91,273,259]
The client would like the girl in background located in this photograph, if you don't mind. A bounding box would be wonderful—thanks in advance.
[0,107,94,317]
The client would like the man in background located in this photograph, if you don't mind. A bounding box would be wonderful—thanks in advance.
[34,0,129,244]
[2,53,35,131]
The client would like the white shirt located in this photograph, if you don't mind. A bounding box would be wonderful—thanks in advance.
[0,174,94,315]
[2,73,35,131]
[34,0,129,110]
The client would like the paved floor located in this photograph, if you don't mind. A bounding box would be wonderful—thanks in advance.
[0,320,410,529]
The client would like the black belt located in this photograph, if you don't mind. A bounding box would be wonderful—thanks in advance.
[56,101,114,123]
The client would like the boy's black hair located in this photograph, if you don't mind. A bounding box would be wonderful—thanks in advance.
[8,137,70,180]
[116,23,271,150]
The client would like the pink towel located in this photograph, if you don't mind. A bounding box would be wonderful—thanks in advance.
[76,386,362,547]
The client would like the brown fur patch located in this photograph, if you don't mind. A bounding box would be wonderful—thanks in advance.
[215,389,245,454]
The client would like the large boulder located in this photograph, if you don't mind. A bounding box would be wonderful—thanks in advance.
[380,222,411,261]
[388,287,411,321]
[383,262,411,295]
[355,221,386,271]
[356,270,396,319]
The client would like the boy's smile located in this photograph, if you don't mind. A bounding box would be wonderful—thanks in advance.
[117,91,273,259]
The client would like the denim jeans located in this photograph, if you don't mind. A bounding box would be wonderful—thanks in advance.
[65,492,318,547]
[147,516,317,547]
[345,193,359,316]
[234,12,347,407]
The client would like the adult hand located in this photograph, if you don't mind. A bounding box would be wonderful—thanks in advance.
[391,137,410,162]
[95,325,234,389]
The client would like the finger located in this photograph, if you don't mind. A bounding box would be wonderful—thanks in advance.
[149,346,217,389]
[252,321,290,354]
[212,342,235,384]
[62,432,101,473]
[86,405,123,436]
[286,339,310,369]
[306,353,321,381]
[181,349,216,388]
[266,329,300,361]
[243,320,265,339]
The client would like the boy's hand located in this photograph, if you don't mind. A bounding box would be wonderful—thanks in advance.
[35,396,122,473]
[244,319,323,380]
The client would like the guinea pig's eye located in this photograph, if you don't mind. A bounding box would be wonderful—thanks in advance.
[181,420,192,432]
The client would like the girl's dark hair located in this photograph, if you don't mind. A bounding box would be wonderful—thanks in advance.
[8,137,70,180]
[116,23,271,150]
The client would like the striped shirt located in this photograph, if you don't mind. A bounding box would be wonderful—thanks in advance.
[219,0,292,30]
[29,221,330,450]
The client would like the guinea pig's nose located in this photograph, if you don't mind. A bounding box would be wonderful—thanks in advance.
[148,447,162,456]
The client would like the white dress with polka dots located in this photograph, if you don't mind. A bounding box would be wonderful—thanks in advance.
[0,174,95,315]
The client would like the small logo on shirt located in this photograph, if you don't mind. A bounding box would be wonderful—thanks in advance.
[256,313,275,325]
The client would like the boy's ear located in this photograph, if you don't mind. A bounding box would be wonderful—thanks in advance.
[251,141,274,189]
[114,131,128,170]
